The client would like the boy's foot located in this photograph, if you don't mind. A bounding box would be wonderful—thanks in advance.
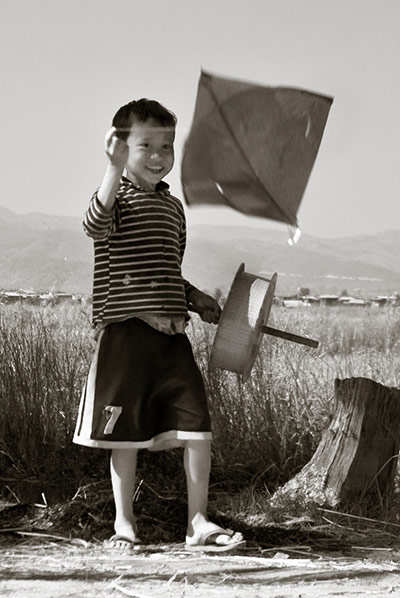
[105,518,142,550]
[104,533,143,550]
[185,524,245,552]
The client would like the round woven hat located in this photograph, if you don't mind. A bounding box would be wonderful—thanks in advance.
[210,263,277,381]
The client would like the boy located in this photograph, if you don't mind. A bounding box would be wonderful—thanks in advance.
[73,99,245,552]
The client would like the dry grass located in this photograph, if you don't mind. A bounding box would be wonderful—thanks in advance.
[0,301,400,542]
[0,303,108,496]
[190,304,400,488]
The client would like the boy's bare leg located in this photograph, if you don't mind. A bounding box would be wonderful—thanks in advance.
[184,439,244,547]
[184,439,211,534]
[110,448,140,546]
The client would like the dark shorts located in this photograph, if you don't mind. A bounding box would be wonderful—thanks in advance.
[73,318,212,450]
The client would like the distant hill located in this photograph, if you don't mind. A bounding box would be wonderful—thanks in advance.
[1,206,399,297]
[0,206,92,293]
[184,225,400,296]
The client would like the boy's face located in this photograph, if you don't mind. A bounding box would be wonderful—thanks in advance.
[124,117,175,190]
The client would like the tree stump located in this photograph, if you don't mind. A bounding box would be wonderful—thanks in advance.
[271,377,400,509]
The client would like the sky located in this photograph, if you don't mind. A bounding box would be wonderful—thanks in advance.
[1,0,399,238]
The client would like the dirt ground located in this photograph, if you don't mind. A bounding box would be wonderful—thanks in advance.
[1,541,400,598]
[2,495,400,597]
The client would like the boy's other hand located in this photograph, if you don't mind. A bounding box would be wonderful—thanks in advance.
[187,289,221,324]
[105,127,129,169]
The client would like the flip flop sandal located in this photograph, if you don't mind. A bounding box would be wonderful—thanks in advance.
[103,534,143,550]
[185,526,246,553]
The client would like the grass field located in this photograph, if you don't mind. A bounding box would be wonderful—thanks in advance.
[0,301,399,541]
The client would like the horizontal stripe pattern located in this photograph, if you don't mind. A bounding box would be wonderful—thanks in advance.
[83,178,195,327]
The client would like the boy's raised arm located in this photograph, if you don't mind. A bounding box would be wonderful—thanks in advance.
[97,127,129,212]
[83,128,128,239]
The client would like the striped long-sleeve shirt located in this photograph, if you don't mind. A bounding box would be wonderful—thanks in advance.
[83,177,196,328]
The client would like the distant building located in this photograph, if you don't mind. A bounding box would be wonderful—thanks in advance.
[302,296,320,306]
[282,299,306,308]
[319,295,340,306]
[339,296,368,307]
[371,296,389,307]
[0,290,84,305]
[0,291,23,304]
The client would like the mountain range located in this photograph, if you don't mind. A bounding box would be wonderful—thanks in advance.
[1,205,399,297]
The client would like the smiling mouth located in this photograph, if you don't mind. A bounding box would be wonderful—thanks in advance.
[146,166,164,173]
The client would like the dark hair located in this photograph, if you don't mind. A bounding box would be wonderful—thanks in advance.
[112,98,177,140]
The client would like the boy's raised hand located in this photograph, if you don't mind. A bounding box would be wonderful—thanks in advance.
[104,127,129,169]
[187,289,222,324]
